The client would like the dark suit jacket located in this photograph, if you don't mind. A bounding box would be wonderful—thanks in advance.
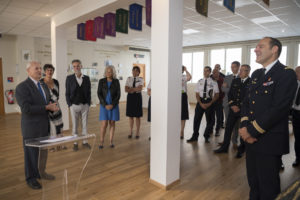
[240,61,297,155]
[15,78,51,139]
[65,74,91,107]
[97,78,120,107]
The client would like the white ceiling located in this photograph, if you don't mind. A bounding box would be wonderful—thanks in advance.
[1,0,300,48]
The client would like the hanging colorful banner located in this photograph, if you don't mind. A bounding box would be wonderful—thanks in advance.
[223,0,235,13]
[77,23,86,40]
[116,9,129,34]
[104,13,116,37]
[85,20,96,41]
[263,0,269,6]
[93,16,105,39]
[146,0,152,27]
[195,0,208,17]
[129,3,143,31]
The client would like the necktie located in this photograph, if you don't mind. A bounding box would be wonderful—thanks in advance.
[233,75,236,79]
[37,82,46,103]
[296,86,300,106]
[203,79,207,98]
[133,77,136,88]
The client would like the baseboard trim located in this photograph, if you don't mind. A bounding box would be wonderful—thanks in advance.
[149,178,180,190]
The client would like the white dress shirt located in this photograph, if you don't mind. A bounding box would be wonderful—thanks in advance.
[264,59,278,74]
[75,73,84,86]
[182,75,188,93]
[195,77,219,98]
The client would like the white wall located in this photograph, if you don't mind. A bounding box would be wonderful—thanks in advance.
[0,34,151,113]
[0,35,17,113]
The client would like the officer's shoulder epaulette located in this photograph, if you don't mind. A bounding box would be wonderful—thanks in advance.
[285,66,293,70]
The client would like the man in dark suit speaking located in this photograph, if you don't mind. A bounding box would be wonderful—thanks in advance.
[239,37,297,200]
[16,61,59,189]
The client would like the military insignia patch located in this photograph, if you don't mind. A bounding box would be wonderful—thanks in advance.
[285,66,293,70]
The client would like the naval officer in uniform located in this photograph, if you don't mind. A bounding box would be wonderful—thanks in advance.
[239,37,297,200]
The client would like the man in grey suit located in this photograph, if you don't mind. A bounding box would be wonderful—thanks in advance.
[222,61,240,148]
[16,61,58,189]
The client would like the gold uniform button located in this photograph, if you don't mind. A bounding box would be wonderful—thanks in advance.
[256,91,258,94]
[252,101,255,104]
[250,111,253,114]
[265,90,268,94]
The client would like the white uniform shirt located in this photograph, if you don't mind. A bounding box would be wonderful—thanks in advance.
[292,80,300,111]
[182,75,188,93]
[195,77,219,98]
[125,76,144,93]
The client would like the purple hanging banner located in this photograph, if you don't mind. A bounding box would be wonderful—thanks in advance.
[104,13,116,37]
[146,0,151,27]
[93,16,105,39]
[77,23,86,40]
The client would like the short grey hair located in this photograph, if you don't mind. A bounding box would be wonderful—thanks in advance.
[103,65,117,79]
[26,61,41,69]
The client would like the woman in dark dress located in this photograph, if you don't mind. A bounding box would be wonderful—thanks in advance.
[125,66,144,139]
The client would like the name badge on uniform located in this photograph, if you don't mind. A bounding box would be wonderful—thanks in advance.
[263,81,273,86]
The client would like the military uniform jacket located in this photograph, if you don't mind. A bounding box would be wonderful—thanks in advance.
[228,77,251,116]
[240,61,297,155]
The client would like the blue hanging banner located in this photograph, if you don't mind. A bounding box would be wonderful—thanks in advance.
[77,23,86,40]
[129,3,143,31]
[223,0,235,13]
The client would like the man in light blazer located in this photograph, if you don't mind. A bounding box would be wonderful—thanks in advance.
[222,61,240,148]
[66,59,91,151]
[16,61,58,189]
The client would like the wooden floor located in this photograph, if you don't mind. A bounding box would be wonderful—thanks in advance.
[0,103,300,200]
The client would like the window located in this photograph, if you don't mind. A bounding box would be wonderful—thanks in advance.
[298,44,300,66]
[279,46,287,65]
[210,49,225,72]
[182,52,204,83]
[210,48,241,75]
[192,52,204,82]
[182,53,192,73]
[225,48,242,75]
[250,46,287,75]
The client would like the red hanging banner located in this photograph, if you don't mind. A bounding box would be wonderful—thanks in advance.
[85,20,96,41]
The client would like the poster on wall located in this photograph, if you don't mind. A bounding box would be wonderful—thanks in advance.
[22,50,31,62]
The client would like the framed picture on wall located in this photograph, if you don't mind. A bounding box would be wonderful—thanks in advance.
[22,50,31,62]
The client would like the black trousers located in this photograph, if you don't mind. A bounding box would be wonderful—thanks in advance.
[211,102,224,132]
[292,109,300,160]
[221,110,240,150]
[246,149,281,200]
[23,140,48,182]
[192,101,214,139]
[237,137,246,154]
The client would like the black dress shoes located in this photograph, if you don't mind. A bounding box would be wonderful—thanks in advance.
[83,143,91,149]
[41,173,55,180]
[27,179,42,189]
[73,144,79,151]
[214,147,228,154]
[186,137,198,143]
[235,152,243,158]
[292,159,300,167]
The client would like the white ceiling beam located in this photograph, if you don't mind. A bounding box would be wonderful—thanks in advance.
[52,0,117,27]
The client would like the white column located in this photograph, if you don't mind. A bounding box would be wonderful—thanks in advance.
[150,0,183,188]
[51,21,69,131]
